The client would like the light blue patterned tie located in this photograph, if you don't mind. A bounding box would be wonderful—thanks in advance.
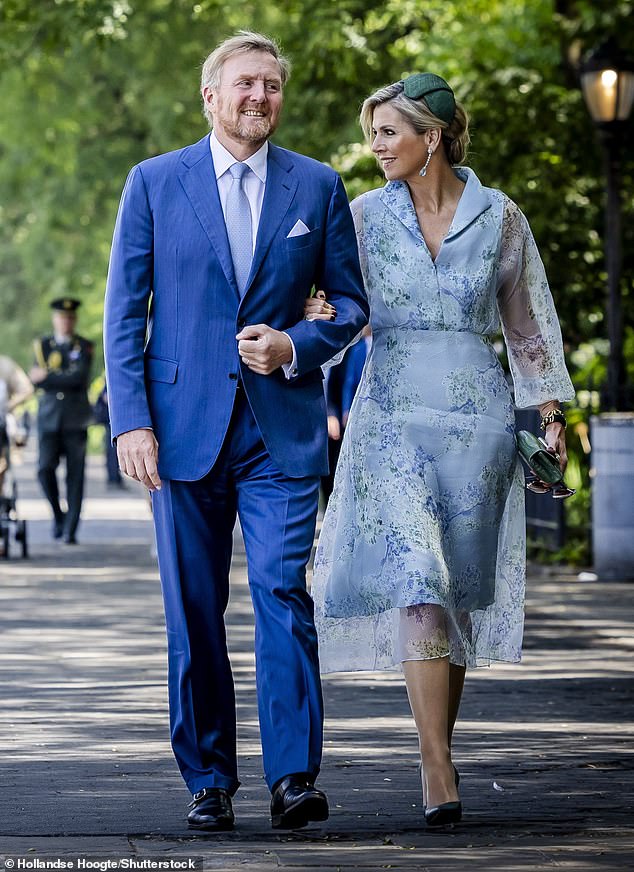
[226,162,253,296]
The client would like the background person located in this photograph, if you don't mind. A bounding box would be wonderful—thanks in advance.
[309,73,574,827]
[321,324,370,503]
[93,384,125,488]
[30,297,93,544]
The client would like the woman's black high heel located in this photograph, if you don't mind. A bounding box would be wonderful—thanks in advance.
[419,764,460,813]
[424,799,462,827]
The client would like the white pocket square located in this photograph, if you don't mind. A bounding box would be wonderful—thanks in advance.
[287,219,311,238]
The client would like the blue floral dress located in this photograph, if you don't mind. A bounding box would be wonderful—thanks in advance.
[312,168,575,671]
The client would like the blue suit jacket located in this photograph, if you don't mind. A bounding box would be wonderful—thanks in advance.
[104,135,369,480]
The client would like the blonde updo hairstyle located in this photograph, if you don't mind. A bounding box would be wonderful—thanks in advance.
[360,80,470,165]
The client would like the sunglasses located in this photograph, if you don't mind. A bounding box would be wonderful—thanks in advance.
[525,474,576,500]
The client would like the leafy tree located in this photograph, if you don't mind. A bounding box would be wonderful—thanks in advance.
[0,0,632,390]
[1,0,632,559]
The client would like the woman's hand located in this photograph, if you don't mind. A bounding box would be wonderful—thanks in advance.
[542,422,568,474]
[327,415,341,441]
[303,290,336,321]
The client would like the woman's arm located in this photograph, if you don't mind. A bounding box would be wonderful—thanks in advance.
[497,198,574,473]
[496,197,575,411]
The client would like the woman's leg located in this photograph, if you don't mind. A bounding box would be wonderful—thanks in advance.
[399,603,464,809]
[403,656,460,809]
[448,663,466,743]
[406,663,465,806]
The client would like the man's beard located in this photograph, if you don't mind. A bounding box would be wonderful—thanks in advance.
[230,115,275,144]
[216,101,278,144]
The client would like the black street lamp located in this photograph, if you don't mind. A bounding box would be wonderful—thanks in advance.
[579,39,634,411]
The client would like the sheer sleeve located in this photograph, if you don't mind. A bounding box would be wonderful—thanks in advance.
[496,197,575,409]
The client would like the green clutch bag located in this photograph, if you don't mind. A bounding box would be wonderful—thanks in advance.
[516,430,563,485]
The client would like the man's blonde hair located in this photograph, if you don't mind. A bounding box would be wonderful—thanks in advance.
[200,31,291,126]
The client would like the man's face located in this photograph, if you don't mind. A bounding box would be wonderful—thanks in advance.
[204,50,283,150]
[52,311,76,337]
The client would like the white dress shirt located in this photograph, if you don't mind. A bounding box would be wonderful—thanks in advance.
[209,131,297,378]
[210,131,267,253]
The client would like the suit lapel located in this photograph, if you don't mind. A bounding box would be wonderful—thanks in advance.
[178,135,240,298]
[242,144,298,297]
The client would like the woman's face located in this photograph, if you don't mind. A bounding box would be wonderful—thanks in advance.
[371,103,430,181]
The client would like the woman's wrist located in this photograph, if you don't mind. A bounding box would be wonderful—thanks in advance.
[538,400,559,415]
[544,421,564,433]
[540,408,567,431]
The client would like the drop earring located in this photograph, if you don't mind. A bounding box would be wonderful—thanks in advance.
[419,146,433,177]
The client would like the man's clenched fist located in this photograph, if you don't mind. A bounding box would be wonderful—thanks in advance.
[236,324,293,375]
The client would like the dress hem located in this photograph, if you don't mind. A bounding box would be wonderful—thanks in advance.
[319,653,523,676]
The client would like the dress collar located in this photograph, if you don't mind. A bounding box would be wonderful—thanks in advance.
[379,166,492,244]
[445,167,492,239]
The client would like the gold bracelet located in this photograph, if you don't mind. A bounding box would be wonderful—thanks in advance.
[540,408,567,430]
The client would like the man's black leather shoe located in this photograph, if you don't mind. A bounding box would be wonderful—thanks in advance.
[53,514,65,539]
[187,787,234,831]
[270,775,329,829]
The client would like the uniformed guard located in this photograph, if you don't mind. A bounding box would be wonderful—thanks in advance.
[30,298,93,544]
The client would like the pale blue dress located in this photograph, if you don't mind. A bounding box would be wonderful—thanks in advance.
[312,168,575,671]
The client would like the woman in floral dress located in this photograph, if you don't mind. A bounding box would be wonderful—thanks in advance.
[308,74,575,825]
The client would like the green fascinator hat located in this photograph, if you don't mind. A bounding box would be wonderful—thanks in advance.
[401,73,456,124]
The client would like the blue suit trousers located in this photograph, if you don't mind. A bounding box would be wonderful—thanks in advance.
[151,389,323,795]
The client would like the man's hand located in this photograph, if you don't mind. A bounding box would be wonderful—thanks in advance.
[29,366,47,384]
[116,428,162,491]
[236,324,293,375]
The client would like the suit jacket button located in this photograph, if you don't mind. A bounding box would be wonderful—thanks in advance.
[237,318,246,328]
[228,373,238,380]
[56,392,64,400]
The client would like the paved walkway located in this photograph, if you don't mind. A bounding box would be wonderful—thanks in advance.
[0,443,633,870]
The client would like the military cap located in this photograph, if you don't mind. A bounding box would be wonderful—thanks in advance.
[50,297,81,312]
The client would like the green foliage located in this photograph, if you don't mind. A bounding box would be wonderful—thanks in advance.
[1,0,633,563]
[1,0,632,370]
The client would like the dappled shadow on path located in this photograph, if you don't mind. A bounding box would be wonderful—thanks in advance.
[1,537,632,853]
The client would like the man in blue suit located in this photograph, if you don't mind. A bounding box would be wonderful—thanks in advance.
[104,31,368,832]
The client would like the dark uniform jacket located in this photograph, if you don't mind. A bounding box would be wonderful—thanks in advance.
[34,335,93,433]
